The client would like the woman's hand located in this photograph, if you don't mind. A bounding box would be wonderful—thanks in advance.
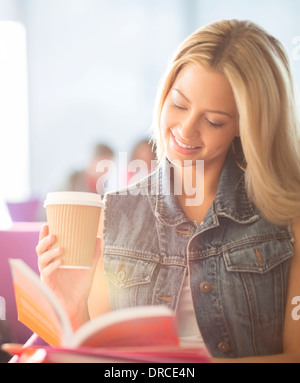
[36,224,101,329]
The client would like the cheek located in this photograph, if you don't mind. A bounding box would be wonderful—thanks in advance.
[204,126,237,150]
[159,107,168,148]
[222,131,238,151]
[160,106,169,131]
[160,108,171,142]
[160,102,177,130]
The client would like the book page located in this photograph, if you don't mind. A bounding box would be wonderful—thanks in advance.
[9,259,72,346]
[71,306,179,348]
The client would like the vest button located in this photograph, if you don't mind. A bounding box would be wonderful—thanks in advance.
[117,270,126,281]
[199,281,212,293]
[217,341,230,353]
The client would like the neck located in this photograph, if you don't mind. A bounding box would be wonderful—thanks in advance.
[173,156,225,208]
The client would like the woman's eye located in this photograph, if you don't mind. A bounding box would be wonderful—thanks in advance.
[172,102,187,110]
[206,119,225,128]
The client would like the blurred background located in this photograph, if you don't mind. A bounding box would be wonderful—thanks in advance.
[0,0,299,222]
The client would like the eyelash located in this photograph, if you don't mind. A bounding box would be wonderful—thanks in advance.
[172,103,225,129]
[172,102,186,111]
[205,119,225,129]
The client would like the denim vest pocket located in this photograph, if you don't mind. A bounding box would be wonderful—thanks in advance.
[220,238,293,355]
[104,253,157,288]
[223,238,294,274]
[104,252,158,309]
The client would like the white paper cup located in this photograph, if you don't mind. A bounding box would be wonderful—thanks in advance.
[44,192,103,269]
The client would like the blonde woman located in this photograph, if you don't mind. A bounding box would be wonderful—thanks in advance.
[37,20,300,362]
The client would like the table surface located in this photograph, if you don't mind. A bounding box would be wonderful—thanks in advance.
[4,221,45,232]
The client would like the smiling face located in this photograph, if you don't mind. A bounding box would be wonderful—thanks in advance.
[160,63,239,168]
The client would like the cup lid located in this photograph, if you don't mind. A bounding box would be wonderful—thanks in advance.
[44,191,103,208]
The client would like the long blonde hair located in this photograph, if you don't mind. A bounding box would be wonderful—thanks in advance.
[152,19,300,226]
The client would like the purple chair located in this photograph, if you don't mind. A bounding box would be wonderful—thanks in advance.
[0,222,43,343]
[6,198,41,222]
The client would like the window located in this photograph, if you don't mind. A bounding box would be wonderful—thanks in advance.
[0,21,29,202]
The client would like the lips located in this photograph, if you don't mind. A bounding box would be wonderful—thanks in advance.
[170,131,203,154]
[174,135,199,149]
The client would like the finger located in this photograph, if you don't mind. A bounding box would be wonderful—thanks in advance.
[38,248,63,272]
[36,234,56,256]
[39,224,49,242]
[40,259,62,282]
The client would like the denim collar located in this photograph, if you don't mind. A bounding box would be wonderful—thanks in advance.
[149,149,260,227]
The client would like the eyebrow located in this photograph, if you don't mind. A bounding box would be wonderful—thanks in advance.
[173,88,234,118]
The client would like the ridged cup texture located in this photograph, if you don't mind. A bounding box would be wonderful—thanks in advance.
[46,204,101,268]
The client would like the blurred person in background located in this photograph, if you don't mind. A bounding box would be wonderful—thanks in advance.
[127,138,157,184]
[64,143,115,195]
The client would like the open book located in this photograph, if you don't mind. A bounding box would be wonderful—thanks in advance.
[7,259,211,363]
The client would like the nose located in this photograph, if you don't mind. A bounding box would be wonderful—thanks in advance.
[177,115,200,141]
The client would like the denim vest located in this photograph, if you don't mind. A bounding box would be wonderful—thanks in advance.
[102,150,295,358]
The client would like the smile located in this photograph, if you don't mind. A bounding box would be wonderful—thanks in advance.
[172,132,200,149]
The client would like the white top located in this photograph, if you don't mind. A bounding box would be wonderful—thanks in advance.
[176,273,205,348]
